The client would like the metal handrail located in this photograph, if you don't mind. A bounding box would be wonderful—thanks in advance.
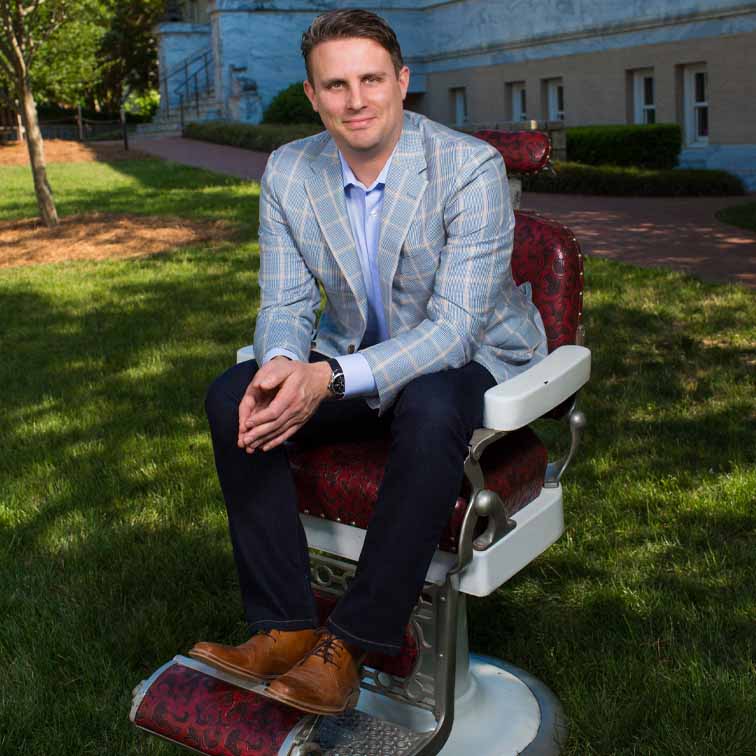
[160,48,214,121]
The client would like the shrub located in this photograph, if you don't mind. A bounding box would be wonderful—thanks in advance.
[126,89,161,121]
[522,161,746,197]
[183,121,323,152]
[262,83,322,125]
[566,124,682,169]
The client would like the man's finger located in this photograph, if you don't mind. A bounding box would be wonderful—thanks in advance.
[246,413,301,451]
[248,378,299,426]
[251,358,294,391]
[243,407,295,447]
[237,387,257,446]
[260,421,303,452]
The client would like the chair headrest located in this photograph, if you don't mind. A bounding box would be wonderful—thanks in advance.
[473,130,551,175]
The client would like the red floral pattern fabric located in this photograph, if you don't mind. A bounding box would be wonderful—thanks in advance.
[512,211,584,351]
[473,130,552,175]
[291,428,547,554]
[133,662,303,755]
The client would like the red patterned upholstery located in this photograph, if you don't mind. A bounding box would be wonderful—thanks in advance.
[512,211,584,352]
[291,428,547,554]
[314,590,419,677]
[473,130,551,175]
[133,662,304,755]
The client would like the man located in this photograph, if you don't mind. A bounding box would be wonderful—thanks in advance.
[191,9,547,716]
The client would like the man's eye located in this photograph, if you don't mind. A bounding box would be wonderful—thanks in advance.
[329,82,343,90]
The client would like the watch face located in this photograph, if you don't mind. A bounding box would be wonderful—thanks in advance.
[333,374,346,397]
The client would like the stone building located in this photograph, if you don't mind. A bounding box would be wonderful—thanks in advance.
[153,0,756,188]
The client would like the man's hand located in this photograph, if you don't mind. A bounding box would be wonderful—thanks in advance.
[238,358,332,453]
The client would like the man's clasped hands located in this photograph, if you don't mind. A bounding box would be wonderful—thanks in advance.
[237,356,333,454]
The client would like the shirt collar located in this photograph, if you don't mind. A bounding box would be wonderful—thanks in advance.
[338,144,396,192]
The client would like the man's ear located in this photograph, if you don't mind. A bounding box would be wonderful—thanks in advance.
[303,80,319,113]
[399,66,410,101]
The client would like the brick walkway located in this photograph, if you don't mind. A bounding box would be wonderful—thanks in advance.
[133,136,756,289]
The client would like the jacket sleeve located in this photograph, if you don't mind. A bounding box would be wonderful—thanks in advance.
[361,146,512,412]
[253,150,321,363]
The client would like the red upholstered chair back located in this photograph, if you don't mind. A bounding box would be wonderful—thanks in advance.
[512,212,584,352]
[473,129,584,352]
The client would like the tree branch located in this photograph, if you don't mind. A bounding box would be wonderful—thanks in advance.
[0,47,14,81]
[20,0,45,19]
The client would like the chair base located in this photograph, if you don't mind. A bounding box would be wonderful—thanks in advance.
[357,653,566,756]
[130,654,565,756]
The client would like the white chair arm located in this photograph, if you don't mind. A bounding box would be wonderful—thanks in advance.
[483,345,591,431]
[236,345,255,364]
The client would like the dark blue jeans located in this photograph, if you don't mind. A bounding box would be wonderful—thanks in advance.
[205,355,495,655]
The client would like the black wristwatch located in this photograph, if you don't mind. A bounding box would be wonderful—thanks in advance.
[326,358,346,400]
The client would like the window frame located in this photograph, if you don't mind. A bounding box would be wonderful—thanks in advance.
[450,86,468,126]
[546,78,564,121]
[633,68,656,125]
[684,64,709,146]
[511,82,527,122]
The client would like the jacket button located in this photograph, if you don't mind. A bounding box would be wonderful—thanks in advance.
[348,345,355,354]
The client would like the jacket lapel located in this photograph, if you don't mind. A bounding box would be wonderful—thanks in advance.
[304,139,367,331]
[377,117,429,333]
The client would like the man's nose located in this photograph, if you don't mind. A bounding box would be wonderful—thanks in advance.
[346,85,364,110]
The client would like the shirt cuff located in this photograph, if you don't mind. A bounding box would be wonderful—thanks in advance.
[335,353,377,398]
[263,347,299,364]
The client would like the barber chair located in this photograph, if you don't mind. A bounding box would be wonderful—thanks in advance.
[130,130,591,756]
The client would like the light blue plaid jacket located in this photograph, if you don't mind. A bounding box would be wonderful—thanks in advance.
[254,111,547,413]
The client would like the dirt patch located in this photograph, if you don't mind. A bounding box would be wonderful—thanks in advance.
[0,139,151,166]
[0,213,233,268]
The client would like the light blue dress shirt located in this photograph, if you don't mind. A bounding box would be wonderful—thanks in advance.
[264,148,396,399]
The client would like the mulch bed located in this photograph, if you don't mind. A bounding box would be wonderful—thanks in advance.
[0,213,232,268]
[0,139,151,166]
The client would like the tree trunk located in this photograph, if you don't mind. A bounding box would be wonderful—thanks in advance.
[18,76,58,227]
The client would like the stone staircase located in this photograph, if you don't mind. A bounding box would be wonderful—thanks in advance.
[137,89,222,137]
[138,46,221,138]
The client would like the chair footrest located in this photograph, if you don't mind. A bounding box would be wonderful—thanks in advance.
[131,656,430,756]
[131,656,309,755]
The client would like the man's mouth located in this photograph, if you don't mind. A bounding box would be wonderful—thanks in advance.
[343,116,376,129]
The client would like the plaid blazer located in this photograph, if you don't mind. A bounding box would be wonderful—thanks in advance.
[254,111,547,413]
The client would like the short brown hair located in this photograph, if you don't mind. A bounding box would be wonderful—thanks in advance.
[301,9,404,85]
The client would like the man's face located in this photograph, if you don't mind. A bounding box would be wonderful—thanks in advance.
[303,37,409,159]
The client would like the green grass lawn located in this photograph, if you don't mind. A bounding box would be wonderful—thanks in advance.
[1,160,755,755]
[716,201,756,233]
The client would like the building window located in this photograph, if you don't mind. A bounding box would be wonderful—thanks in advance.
[450,87,468,125]
[511,82,527,122]
[684,64,708,145]
[546,78,564,121]
[633,69,656,125]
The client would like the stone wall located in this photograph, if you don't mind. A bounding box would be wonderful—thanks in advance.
[156,22,212,108]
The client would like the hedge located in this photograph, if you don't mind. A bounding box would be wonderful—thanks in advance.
[183,121,323,152]
[522,161,746,197]
[566,124,681,169]
[263,83,322,125]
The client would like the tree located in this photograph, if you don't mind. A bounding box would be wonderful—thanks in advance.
[0,0,72,226]
[94,0,163,114]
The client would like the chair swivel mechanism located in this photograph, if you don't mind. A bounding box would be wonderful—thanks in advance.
[130,129,591,756]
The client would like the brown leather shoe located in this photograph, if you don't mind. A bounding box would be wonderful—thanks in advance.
[188,628,319,683]
[265,631,365,715]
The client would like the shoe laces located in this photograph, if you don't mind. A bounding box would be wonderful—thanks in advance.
[309,633,342,666]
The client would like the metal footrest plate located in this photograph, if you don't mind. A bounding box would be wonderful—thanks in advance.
[311,709,428,755]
